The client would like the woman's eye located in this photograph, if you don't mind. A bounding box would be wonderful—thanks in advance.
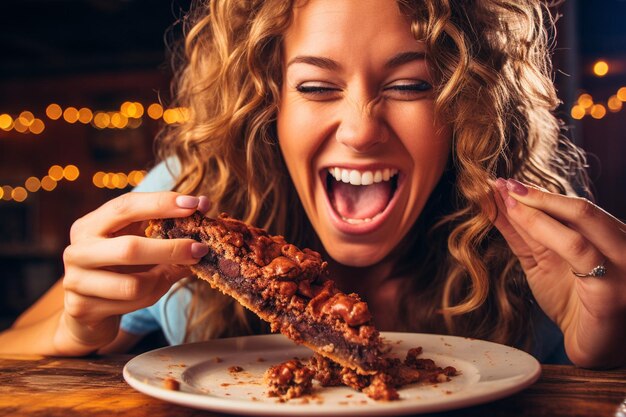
[384,81,432,99]
[296,83,341,99]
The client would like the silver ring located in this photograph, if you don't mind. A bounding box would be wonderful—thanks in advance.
[571,261,607,278]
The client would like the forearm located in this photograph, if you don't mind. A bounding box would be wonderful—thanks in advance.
[0,310,119,356]
[0,310,64,355]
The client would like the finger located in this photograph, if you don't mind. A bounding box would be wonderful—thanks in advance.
[64,267,157,301]
[503,189,606,276]
[71,192,211,240]
[505,179,625,258]
[63,265,188,322]
[63,235,208,269]
[490,182,535,259]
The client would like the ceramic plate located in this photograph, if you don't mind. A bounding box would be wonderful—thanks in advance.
[123,332,540,416]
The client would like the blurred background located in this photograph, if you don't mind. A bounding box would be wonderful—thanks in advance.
[0,0,624,330]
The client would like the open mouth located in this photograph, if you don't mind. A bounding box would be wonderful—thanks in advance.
[325,167,399,225]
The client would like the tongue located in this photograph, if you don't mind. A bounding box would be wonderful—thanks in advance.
[330,181,393,219]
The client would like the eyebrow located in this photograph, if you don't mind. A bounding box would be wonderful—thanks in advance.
[286,51,425,71]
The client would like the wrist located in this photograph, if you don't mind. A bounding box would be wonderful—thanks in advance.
[54,312,120,356]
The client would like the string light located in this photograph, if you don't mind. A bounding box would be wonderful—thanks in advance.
[0,164,146,203]
[0,100,190,135]
[590,104,607,119]
[570,87,625,120]
[592,60,609,77]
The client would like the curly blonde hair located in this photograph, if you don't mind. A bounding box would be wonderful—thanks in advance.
[156,0,589,350]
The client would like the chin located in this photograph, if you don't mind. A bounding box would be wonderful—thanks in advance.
[322,240,393,267]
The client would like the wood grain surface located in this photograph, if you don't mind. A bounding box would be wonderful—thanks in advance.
[0,355,624,417]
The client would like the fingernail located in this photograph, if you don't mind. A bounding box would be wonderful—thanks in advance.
[176,195,199,209]
[506,179,528,196]
[504,196,517,208]
[197,196,211,213]
[191,242,208,258]
[495,177,507,190]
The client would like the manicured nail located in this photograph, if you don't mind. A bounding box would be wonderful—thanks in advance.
[176,195,199,208]
[495,177,507,190]
[197,196,211,213]
[506,179,528,196]
[191,242,209,258]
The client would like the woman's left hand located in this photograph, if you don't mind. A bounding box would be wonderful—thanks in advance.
[491,178,626,368]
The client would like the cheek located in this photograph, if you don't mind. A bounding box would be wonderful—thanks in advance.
[277,102,317,190]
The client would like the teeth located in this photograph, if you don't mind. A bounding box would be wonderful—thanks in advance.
[327,167,398,186]
[341,216,374,224]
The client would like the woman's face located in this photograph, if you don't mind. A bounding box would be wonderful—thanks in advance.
[277,0,451,266]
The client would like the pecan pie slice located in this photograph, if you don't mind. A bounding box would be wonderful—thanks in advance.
[146,212,386,374]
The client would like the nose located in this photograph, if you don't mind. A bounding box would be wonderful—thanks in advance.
[335,96,385,153]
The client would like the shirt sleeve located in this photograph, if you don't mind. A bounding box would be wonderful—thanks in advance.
[131,157,180,193]
[120,283,192,345]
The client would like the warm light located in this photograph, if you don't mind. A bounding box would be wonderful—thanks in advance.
[93,112,110,129]
[41,176,57,191]
[607,95,623,112]
[48,165,64,181]
[0,187,3,200]
[103,173,116,189]
[162,108,178,124]
[112,173,128,189]
[1,186,12,201]
[28,118,45,134]
[617,87,626,102]
[0,114,12,130]
[63,165,80,181]
[590,104,607,119]
[25,176,41,192]
[11,187,28,202]
[134,170,146,185]
[13,118,28,133]
[92,172,105,188]
[577,93,594,109]
[78,108,93,124]
[63,107,79,123]
[110,112,128,129]
[121,101,144,118]
[120,101,133,116]
[127,170,140,186]
[571,105,585,120]
[592,60,609,77]
[18,111,35,126]
[147,103,163,119]
[132,102,144,118]
[46,103,63,120]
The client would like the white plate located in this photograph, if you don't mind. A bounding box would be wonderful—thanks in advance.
[123,332,540,416]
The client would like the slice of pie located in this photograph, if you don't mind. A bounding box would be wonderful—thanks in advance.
[146,212,386,374]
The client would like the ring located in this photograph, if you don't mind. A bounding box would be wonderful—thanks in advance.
[571,261,607,278]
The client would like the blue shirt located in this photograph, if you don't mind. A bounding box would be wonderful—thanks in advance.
[120,160,570,363]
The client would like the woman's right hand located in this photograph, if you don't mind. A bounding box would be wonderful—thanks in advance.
[56,191,210,355]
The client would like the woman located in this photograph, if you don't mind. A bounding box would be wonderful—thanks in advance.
[1,0,624,369]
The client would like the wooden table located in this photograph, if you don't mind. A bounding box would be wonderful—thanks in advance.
[1,354,624,417]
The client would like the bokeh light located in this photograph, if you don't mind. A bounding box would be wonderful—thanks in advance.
[40,176,57,191]
[147,103,163,119]
[63,165,80,181]
[25,177,41,192]
[46,103,63,120]
[592,60,609,77]
[590,104,607,119]
[11,187,28,202]
[48,165,64,181]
